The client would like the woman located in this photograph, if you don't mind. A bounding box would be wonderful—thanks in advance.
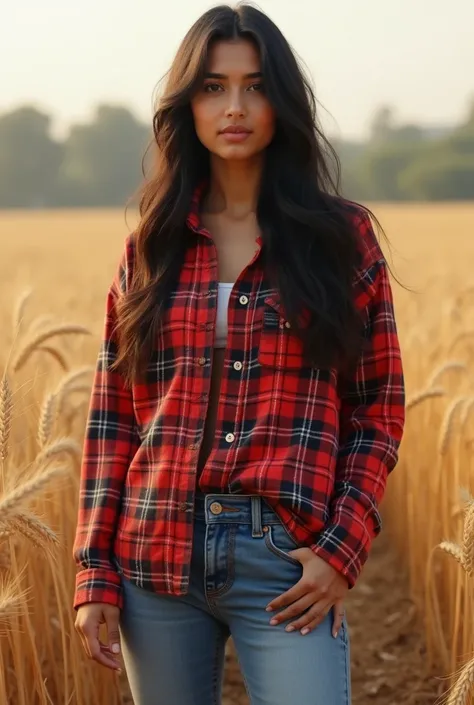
[73,4,405,704]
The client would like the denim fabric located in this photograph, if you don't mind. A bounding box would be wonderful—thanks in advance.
[118,492,351,705]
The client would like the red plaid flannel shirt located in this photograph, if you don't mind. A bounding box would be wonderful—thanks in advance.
[73,189,405,609]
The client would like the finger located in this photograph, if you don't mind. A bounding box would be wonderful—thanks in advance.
[332,600,345,638]
[295,601,332,636]
[268,593,315,628]
[77,628,92,659]
[104,608,121,656]
[75,619,93,659]
[82,624,121,672]
[89,639,122,671]
[266,577,314,613]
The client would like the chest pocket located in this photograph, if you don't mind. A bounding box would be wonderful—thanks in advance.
[258,295,308,370]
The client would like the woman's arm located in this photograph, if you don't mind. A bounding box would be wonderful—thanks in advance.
[310,256,405,587]
[72,236,140,610]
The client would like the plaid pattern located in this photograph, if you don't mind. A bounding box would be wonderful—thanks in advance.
[73,188,405,609]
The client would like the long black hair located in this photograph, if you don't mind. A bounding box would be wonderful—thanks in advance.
[116,3,389,387]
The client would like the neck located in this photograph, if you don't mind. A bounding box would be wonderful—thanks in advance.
[204,155,263,219]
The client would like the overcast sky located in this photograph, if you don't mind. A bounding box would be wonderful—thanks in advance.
[2,0,473,140]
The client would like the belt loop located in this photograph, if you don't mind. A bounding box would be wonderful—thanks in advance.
[251,496,263,538]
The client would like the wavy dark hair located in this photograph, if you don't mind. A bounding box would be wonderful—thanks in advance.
[115,2,390,388]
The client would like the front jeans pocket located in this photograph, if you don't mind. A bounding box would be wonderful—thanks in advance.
[264,524,301,566]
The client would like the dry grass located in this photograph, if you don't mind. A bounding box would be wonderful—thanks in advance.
[0,203,473,703]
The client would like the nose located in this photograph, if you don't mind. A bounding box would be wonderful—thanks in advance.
[225,87,246,118]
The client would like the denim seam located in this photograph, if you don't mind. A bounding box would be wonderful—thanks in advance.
[264,527,301,566]
[212,629,224,705]
[206,525,237,601]
[341,620,351,704]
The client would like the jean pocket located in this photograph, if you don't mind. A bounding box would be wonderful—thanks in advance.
[264,524,302,566]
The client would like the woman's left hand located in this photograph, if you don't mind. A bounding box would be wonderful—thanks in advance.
[265,548,349,637]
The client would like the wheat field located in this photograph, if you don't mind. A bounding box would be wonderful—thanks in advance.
[0,203,473,704]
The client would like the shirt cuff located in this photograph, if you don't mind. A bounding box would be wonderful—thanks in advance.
[74,567,123,610]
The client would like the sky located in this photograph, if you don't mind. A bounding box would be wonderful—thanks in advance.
[2,0,473,141]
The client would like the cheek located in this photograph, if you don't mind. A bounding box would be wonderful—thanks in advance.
[191,101,218,146]
[255,104,276,143]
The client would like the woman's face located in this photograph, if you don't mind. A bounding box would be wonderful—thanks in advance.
[190,39,276,162]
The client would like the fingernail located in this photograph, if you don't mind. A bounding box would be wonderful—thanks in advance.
[111,643,120,654]
[265,606,273,612]
[285,625,295,632]
[301,627,310,635]
[333,630,338,639]
[269,618,278,625]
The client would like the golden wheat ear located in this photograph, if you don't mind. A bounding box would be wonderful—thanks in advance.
[12,324,92,373]
[0,375,13,468]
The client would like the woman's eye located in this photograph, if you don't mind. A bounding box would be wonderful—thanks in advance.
[248,83,264,92]
[204,83,222,93]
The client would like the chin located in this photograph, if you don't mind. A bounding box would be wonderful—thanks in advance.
[214,145,259,161]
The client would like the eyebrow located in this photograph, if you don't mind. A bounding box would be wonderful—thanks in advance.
[204,72,263,79]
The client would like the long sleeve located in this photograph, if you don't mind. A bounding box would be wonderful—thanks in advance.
[73,238,140,609]
[310,257,405,587]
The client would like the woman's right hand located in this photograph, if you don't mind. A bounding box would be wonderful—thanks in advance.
[75,602,122,672]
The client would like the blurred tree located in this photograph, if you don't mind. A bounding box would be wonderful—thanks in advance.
[399,152,474,200]
[0,106,62,208]
[369,106,396,144]
[57,105,150,206]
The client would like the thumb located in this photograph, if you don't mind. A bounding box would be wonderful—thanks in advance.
[332,599,345,639]
[104,607,121,654]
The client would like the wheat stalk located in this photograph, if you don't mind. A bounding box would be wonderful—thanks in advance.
[439,541,464,567]
[448,330,474,356]
[0,582,25,623]
[406,387,445,411]
[34,438,82,471]
[12,288,33,334]
[438,397,469,456]
[428,362,467,388]
[12,325,92,372]
[460,397,474,430]
[0,375,13,467]
[9,512,59,553]
[0,465,70,519]
[55,367,94,416]
[38,392,57,449]
[445,658,474,705]
[35,345,69,371]
[461,499,474,578]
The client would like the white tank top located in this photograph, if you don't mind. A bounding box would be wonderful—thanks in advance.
[215,282,234,348]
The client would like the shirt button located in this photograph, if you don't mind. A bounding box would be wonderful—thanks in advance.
[197,356,206,366]
[188,443,198,450]
[284,321,291,329]
[239,295,249,305]
[225,432,235,443]
[233,360,243,371]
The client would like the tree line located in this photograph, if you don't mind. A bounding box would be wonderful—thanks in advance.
[0,99,473,209]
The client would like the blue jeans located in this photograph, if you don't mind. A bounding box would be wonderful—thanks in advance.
[118,492,351,705]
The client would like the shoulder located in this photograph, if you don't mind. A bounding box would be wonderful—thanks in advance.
[112,231,136,296]
[333,198,388,304]
[338,198,385,270]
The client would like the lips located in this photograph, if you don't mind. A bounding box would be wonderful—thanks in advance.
[220,125,252,134]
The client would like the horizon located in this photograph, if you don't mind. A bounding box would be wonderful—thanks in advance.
[2,0,474,142]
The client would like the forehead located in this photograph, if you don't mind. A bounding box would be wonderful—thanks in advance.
[206,39,261,74]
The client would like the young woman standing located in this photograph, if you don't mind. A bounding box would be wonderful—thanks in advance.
[73,5,405,704]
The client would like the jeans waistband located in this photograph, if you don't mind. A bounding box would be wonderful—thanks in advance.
[193,492,282,538]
